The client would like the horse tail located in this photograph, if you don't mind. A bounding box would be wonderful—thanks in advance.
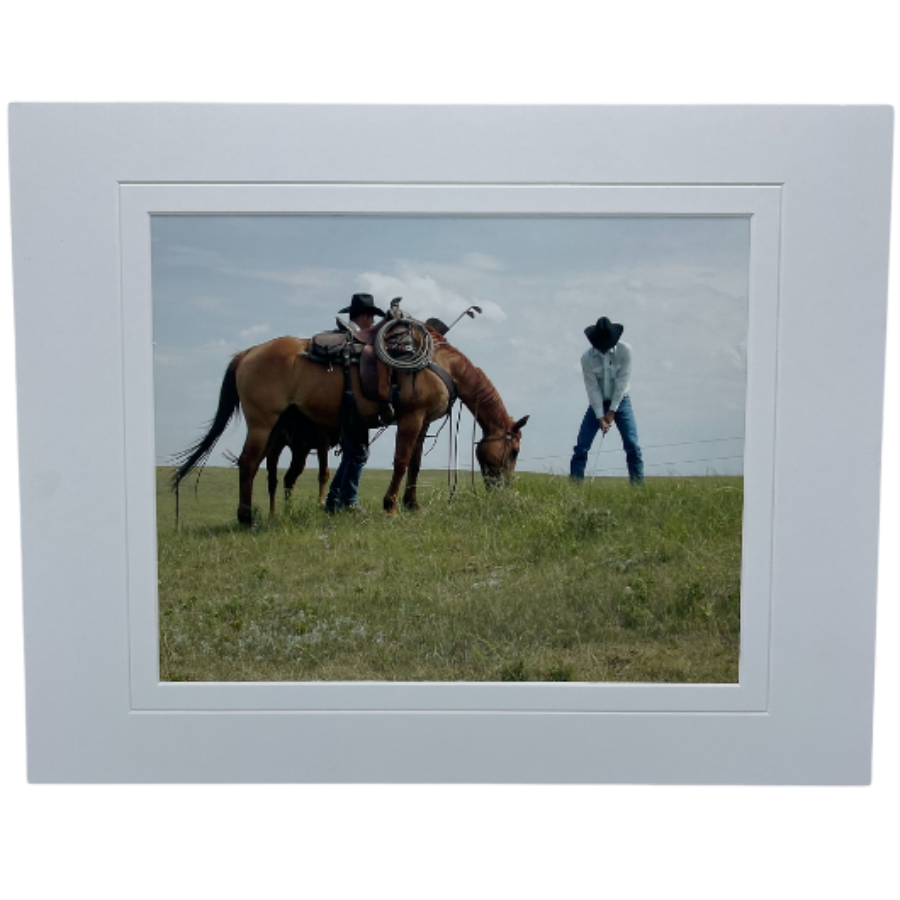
[171,351,246,493]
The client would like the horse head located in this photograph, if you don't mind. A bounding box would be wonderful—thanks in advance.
[476,415,530,486]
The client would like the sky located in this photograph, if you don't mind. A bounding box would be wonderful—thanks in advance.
[152,215,749,477]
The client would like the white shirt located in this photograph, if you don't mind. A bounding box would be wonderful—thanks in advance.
[581,341,633,417]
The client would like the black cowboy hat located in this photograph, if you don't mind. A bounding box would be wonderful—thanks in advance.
[585,316,624,353]
[339,293,385,318]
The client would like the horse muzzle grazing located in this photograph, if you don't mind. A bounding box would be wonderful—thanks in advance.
[476,415,529,487]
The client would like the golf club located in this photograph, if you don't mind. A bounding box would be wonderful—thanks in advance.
[445,305,483,333]
[590,429,608,482]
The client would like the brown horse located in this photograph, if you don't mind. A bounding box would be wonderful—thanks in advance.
[173,328,528,523]
[265,406,337,513]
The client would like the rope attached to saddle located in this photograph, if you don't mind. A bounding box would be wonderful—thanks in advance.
[374,318,434,372]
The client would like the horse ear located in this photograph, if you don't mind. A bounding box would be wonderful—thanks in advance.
[513,415,530,432]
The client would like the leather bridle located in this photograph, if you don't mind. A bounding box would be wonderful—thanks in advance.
[475,430,519,478]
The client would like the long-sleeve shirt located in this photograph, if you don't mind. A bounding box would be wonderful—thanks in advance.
[581,341,633,417]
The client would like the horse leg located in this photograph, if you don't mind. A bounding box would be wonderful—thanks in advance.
[284,446,308,501]
[316,444,331,507]
[238,427,271,526]
[267,450,279,516]
[402,423,429,511]
[384,413,426,515]
[266,428,290,516]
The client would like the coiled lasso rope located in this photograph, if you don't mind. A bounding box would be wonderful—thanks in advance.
[374,318,434,371]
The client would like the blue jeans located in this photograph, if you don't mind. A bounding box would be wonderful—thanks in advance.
[570,396,644,484]
[325,431,369,510]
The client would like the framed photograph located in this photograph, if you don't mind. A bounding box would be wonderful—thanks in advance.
[10,104,892,782]
[130,184,772,713]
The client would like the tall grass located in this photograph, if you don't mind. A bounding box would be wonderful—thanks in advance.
[158,468,742,683]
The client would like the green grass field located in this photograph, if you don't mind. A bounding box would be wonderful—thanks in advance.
[157,467,742,683]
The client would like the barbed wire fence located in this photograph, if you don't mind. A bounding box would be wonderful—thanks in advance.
[157,432,746,477]
[515,435,745,477]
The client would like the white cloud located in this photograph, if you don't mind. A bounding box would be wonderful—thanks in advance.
[558,261,745,305]
[153,338,238,372]
[172,255,352,298]
[508,334,582,366]
[461,252,504,271]
[358,264,507,324]
[185,294,228,311]
[239,323,271,340]
[235,266,346,288]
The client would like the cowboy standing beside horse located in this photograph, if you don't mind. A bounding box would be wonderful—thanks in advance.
[324,292,382,514]
[570,316,645,485]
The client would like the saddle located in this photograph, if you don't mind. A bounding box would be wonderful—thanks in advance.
[304,312,455,427]
[306,327,362,366]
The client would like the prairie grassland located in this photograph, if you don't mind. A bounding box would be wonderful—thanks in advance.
[157,467,742,683]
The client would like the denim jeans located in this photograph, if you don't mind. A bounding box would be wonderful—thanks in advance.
[570,395,644,483]
[325,431,369,510]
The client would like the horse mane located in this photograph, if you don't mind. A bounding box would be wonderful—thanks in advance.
[428,328,512,432]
